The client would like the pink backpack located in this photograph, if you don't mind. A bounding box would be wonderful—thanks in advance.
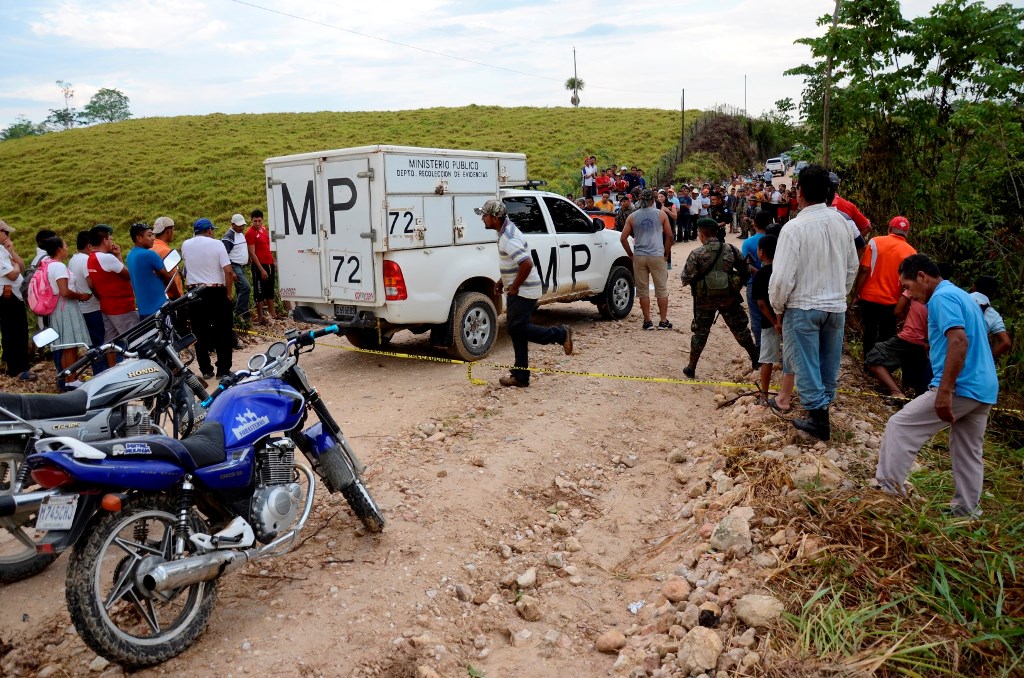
[27,258,60,316]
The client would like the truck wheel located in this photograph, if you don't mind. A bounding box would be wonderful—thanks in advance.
[597,265,635,320]
[448,292,497,361]
[345,329,391,350]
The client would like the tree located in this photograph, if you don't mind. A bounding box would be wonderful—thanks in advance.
[0,116,47,141]
[46,80,78,130]
[79,88,131,124]
[565,77,584,108]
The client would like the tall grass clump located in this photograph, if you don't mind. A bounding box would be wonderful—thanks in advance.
[762,438,1024,676]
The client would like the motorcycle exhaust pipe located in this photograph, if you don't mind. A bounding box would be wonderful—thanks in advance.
[142,549,252,594]
[0,489,59,518]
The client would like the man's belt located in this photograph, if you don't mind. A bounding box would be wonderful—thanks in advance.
[188,283,225,288]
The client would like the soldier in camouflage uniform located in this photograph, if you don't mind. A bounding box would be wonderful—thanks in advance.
[680,218,760,378]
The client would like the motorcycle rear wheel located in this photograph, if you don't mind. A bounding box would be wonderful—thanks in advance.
[0,451,58,583]
[65,495,217,669]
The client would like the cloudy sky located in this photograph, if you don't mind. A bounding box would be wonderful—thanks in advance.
[0,0,1004,128]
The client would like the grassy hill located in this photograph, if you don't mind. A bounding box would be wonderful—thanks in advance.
[0,106,696,250]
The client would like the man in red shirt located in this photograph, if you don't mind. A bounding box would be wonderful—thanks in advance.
[245,209,280,322]
[852,216,917,358]
[86,224,139,366]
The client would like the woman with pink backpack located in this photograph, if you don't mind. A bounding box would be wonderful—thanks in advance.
[31,236,92,388]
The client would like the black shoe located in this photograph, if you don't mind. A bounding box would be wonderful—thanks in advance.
[201,371,215,380]
[683,366,696,379]
[793,407,831,441]
[642,320,654,331]
[658,319,673,330]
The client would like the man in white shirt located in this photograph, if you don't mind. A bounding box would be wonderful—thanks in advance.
[182,218,236,379]
[69,230,106,374]
[223,213,252,321]
[769,165,859,440]
[0,220,33,380]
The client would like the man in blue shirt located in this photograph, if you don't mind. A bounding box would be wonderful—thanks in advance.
[740,209,770,354]
[125,223,171,319]
[875,254,998,517]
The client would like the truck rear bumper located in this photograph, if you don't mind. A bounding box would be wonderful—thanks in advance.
[292,305,379,329]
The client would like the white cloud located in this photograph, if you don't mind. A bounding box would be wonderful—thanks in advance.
[7,0,999,128]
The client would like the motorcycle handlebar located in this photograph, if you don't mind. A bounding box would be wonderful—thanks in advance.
[59,344,135,379]
[199,325,339,407]
[294,324,341,347]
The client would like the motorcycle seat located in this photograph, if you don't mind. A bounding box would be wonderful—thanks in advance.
[0,389,89,420]
[180,421,227,468]
[89,422,227,470]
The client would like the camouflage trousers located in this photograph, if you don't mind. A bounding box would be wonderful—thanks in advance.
[688,297,759,370]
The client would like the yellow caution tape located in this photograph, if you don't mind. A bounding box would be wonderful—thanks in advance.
[240,328,1023,416]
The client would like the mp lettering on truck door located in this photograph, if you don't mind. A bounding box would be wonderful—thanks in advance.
[269,163,324,300]
[542,196,601,293]
[323,158,375,303]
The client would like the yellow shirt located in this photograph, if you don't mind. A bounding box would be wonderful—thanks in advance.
[594,199,615,212]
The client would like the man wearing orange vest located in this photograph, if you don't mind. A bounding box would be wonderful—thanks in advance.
[86,224,139,367]
[851,216,917,358]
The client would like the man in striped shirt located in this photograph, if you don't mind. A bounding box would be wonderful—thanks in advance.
[769,165,860,440]
[477,199,573,388]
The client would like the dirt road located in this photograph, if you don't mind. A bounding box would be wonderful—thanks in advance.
[1,235,801,677]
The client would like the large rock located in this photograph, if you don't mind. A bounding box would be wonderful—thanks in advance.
[662,578,691,602]
[709,516,752,551]
[676,626,723,674]
[790,462,842,489]
[596,629,627,653]
[516,594,543,621]
[516,567,537,589]
[734,594,784,627]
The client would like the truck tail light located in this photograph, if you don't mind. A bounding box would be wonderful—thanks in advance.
[383,260,408,301]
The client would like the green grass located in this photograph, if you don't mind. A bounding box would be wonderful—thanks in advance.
[774,440,1024,676]
[0,106,699,252]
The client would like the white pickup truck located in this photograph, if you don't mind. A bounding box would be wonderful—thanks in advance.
[264,145,634,360]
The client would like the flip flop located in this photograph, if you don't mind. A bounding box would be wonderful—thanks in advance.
[766,396,793,414]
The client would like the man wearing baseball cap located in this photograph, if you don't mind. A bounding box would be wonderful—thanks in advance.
[852,215,917,358]
[182,218,235,379]
[476,199,572,387]
[224,214,252,323]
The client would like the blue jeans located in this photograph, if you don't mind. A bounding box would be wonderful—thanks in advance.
[232,264,251,318]
[82,310,108,375]
[506,294,567,385]
[782,308,845,410]
[745,283,761,355]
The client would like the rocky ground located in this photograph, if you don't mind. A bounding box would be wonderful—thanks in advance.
[1,236,902,677]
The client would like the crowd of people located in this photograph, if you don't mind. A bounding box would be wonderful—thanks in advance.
[0,210,282,389]
[572,158,1007,519]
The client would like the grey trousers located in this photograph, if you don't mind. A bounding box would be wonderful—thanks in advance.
[875,389,992,513]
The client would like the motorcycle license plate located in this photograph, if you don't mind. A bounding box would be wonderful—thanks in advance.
[35,495,78,531]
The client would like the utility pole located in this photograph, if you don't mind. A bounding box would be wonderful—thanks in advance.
[822,0,841,168]
[681,89,686,162]
[744,75,747,118]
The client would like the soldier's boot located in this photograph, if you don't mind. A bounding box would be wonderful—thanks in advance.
[746,345,760,372]
[793,407,831,441]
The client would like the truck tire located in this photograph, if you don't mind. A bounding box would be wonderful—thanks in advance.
[345,329,391,350]
[448,292,497,361]
[597,265,635,320]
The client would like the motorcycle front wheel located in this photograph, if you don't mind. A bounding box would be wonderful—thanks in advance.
[0,451,58,583]
[65,495,217,669]
[318,446,385,533]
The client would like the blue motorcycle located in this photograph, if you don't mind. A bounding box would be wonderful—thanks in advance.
[18,324,383,668]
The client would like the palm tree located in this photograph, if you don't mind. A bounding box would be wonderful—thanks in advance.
[565,77,585,108]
